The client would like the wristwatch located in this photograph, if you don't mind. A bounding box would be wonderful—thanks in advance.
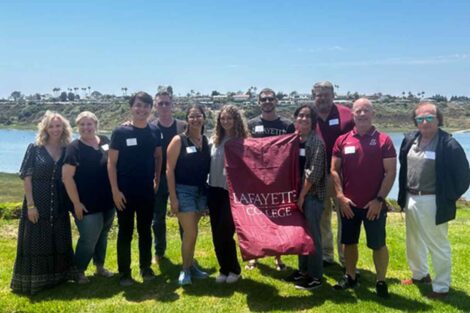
[375,196,385,203]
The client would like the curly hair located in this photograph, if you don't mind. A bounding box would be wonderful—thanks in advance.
[212,104,250,146]
[35,110,72,147]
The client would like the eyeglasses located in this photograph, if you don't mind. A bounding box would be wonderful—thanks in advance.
[260,97,275,103]
[157,101,171,107]
[188,114,204,120]
[415,115,436,124]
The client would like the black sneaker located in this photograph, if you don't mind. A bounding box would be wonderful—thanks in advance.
[283,270,305,283]
[334,274,358,290]
[140,267,156,282]
[295,277,322,290]
[376,280,389,298]
[119,272,135,287]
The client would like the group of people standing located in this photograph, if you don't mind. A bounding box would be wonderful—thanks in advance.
[10,82,469,301]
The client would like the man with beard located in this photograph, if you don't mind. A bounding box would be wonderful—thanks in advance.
[246,88,295,271]
[248,88,295,138]
[313,81,354,268]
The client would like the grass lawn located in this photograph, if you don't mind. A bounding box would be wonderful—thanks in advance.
[1,209,470,313]
[0,172,469,312]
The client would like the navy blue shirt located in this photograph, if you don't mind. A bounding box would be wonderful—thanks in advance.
[110,124,161,193]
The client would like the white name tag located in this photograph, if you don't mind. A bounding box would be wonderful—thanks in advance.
[344,146,356,154]
[299,148,306,156]
[186,146,197,154]
[329,118,339,126]
[424,151,436,160]
[223,168,226,175]
[161,133,164,139]
[255,125,264,133]
[101,144,109,151]
[126,138,137,146]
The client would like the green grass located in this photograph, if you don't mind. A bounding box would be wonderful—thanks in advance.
[1,208,470,312]
[0,173,23,203]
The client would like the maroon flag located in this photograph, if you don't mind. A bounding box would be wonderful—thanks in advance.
[224,133,315,261]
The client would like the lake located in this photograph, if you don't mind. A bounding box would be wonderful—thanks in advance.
[1,128,469,200]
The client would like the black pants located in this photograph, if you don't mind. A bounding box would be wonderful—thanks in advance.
[207,187,241,275]
[117,192,154,274]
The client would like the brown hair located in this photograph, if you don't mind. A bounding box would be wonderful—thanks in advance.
[411,100,443,127]
[212,104,250,146]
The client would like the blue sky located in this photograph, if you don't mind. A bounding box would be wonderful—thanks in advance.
[1,0,469,98]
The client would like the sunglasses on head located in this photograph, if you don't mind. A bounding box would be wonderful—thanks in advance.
[157,101,171,107]
[415,115,436,124]
[260,97,275,103]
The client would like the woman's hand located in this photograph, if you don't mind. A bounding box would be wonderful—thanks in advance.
[27,206,39,224]
[113,190,127,211]
[170,196,179,215]
[74,202,88,220]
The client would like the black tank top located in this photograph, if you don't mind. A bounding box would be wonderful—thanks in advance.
[175,134,210,187]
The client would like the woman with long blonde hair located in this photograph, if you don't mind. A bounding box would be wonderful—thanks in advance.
[11,111,76,295]
[208,104,249,283]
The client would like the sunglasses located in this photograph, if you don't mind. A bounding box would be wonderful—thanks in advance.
[260,97,275,103]
[157,101,172,107]
[415,115,436,124]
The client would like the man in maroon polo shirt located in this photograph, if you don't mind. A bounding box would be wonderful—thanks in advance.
[331,98,396,298]
[313,81,354,267]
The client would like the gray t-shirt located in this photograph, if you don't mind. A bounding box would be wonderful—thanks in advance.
[208,136,232,190]
[406,134,438,193]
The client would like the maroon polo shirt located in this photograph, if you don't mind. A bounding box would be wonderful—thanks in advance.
[316,104,354,169]
[332,126,396,208]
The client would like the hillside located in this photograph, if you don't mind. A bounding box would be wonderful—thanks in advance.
[1,99,470,131]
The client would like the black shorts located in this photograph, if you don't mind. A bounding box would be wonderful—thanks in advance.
[340,206,387,250]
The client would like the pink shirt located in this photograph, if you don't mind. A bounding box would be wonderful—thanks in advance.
[332,127,396,208]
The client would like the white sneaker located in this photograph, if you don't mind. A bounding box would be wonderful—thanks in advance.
[226,272,241,284]
[215,273,227,283]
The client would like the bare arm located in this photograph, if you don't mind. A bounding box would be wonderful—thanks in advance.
[331,155,355,219]
[108,148,126,210]
[62,164,88,220]
[153,146,162,193]
[166,136,181,214]
[365,157,397,220]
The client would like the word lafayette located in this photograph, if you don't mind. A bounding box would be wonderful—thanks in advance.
[232,190,297,207]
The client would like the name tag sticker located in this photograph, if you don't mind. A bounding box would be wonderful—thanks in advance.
[101,144,109,151]
[186,146,197,154]
[344,146,356,154]
[424,151,436,160]
[126,138,137,146]
[161,133,164,139]
[223,168,226,176]
[255,125,264,133]
[329,118,339,126]
[299,148,306,156]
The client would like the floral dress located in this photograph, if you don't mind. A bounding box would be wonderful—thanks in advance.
[11,143,75,295]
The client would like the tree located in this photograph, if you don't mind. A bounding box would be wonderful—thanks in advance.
[59,91,68,101]
[67,92,75,101]
[276,91,286,100]
[10,91,22,102]
[211,90,220,97]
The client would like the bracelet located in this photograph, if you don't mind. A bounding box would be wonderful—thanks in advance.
[27,204,36,210]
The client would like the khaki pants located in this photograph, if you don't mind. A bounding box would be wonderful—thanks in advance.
[320,175,344,265]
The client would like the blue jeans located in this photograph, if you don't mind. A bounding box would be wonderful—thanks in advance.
[176,184,208,213]
[153,175,168,257]
[74,209,115,272]
[299,195,324,279]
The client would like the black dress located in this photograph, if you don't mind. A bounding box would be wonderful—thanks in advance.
[11,143,75,295]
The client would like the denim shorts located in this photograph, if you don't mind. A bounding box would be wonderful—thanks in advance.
[176,184,208,213]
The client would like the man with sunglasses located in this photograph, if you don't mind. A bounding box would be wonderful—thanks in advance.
[246,88,295,271]
[150,87,186,263]
[398,100,470,300]
[248,88,295,138]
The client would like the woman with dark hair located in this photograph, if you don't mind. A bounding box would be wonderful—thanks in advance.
[208,104,249,284]
[11,111,75,295]
[284,104,327,290]
[62,111,115,284]
[167,104,211,285]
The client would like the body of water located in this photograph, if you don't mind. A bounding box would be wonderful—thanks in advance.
[1,128,469,200]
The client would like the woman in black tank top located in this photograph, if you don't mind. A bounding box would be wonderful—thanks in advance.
[166,105,210,286]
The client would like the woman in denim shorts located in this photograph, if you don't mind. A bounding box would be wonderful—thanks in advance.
[167,104,211,285]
